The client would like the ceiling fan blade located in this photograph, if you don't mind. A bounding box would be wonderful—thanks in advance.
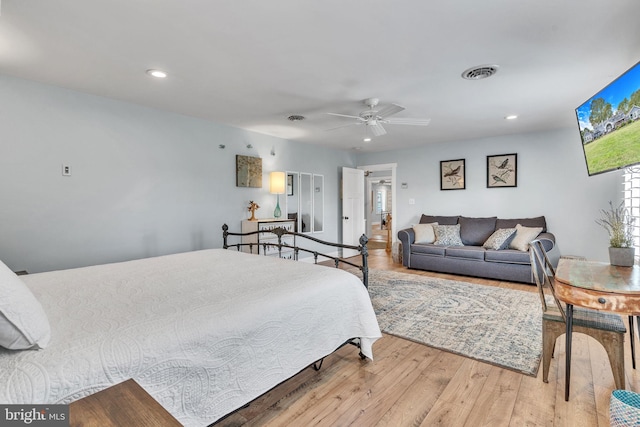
[369,122,387,136]
[327,112,364,120]
[385,117,431,126]
[376,103,405,118]
[325,122,362,132]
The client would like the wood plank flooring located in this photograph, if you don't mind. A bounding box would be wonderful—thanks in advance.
[214,249,640,426]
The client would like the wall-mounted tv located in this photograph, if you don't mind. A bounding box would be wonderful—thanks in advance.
[575,61,640,176]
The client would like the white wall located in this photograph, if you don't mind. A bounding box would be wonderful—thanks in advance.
[1,74,623,271]
[0,75,355,273]
[355,129,623,262]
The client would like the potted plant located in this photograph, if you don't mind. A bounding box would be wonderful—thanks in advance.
[596,201,636,266]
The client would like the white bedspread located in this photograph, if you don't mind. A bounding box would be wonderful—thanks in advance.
[0,249,381,426]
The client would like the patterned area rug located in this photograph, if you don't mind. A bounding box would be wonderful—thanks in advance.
[365,269,543,376]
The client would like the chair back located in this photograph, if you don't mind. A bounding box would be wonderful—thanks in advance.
[529,239,566,322]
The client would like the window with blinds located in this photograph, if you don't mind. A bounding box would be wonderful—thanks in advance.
[623,167,640,254]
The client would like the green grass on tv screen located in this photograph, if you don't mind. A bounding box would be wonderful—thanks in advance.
[584,120,640,175]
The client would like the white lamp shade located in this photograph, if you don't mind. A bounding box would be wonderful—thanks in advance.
[270,171,286,194]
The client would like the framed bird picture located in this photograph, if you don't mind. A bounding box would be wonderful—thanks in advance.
[487,153,517,188]
[440,159,465,190]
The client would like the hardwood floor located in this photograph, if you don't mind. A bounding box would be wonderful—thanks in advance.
[215,249,640,426]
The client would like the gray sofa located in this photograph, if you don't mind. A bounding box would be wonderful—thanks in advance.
[397,215,557,284]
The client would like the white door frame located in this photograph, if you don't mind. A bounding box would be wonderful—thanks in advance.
[341,167,365,257]
[358,163,397,244]
[367,175,392,233]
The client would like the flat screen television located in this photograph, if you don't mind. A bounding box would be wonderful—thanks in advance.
[575,61,640,176]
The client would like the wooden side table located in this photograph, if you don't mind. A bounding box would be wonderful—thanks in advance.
[69,379,181,427]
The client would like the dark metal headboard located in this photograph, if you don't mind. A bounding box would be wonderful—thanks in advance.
[222,224,369,288]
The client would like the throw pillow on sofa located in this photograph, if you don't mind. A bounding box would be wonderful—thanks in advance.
[509,224,543,251]
[483,228,517,250]
[413,222,438,244]
[433,224,464,246]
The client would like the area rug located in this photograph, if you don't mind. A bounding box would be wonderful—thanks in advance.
[364,269,543,376]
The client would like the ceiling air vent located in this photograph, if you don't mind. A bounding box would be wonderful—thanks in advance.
[461,65,499,80]
[287,115,306,121]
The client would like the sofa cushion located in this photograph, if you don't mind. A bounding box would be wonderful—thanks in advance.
[445,246,485,260]
[509,224,543,251]
[411,244,446,256]
[483,228,517,250]
[496,216,547,233]
[459,216,497,246]
[413,222,438,244]
[485,249,531,264]
[433,224,464,246]
[420,215,459,225]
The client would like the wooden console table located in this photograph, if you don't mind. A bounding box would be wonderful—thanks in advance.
[69,379,181,426]
[554,259,640,400]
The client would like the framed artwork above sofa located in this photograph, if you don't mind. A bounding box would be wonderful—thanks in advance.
[440,159,465,190]
[487,153,517,188]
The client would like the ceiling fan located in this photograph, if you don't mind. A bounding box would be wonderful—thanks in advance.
[326,98,430,138]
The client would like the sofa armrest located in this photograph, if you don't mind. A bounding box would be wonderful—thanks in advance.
[537,232,555,252]
[398,228,415,267]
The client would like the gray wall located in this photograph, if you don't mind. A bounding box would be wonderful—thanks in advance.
[355,128,622,262]
[0,75,354,273]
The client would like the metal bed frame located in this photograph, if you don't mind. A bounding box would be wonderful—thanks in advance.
[221,223,370,289]
[212,224,373,424]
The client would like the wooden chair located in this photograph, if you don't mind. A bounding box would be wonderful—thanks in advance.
[630,315,639,369]
[529,240,627,398]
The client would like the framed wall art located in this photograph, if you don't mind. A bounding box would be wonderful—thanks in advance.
[440,159,465,190]
[287,174,294,196]
[487,153,517,188]
[236,155,263,188]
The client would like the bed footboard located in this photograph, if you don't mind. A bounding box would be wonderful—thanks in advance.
[222,224,369,288]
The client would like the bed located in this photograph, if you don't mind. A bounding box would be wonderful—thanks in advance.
[0,228,381,426]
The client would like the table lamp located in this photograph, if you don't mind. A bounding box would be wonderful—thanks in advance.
[270,171,286,218]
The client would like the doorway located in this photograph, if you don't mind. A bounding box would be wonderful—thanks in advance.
[358,163,397,251]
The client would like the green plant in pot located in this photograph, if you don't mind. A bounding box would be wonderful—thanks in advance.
[596,201,636,266]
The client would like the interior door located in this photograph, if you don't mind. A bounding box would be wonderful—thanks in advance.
[342,167,365,257]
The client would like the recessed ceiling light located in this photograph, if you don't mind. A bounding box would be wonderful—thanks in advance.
[363,137,372,142]
[505,115,518,120]
[146,69,167,78]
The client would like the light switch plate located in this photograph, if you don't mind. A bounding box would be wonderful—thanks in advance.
[62,165,71,176]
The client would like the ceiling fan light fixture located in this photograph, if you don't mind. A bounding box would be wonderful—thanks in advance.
[461,64,499,80]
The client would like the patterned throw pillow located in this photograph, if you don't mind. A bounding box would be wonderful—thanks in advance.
[482,228,517,250]
[413,222,438,244]
[433,224,464,246]
[509,224,543,251]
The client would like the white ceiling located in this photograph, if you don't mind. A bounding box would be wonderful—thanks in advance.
[1,1,639,152]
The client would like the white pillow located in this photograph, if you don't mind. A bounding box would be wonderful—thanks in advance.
[0,261,51,350]
[509,224,543,252]
[413,222,438,244]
